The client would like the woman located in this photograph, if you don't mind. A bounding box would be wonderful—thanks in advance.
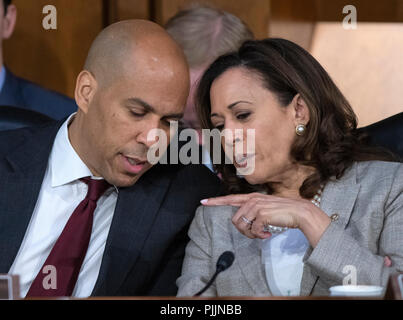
[176,38,403,297]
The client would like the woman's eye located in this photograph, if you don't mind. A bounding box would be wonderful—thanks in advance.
[236,113,250,120]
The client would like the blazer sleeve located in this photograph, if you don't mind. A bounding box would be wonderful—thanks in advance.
[304,164,403,288]
[176,206,217,297]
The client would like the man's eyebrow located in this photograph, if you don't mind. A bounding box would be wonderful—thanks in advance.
[210,100,252,118]
[126,97,183,119]
[126,97,155,113]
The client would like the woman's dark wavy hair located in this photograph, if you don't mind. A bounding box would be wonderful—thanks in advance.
[196,38,396,198]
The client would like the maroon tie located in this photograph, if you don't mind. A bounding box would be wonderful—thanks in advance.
[26,177,110,297]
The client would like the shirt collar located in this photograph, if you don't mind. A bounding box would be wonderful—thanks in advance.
[49,113,118,194]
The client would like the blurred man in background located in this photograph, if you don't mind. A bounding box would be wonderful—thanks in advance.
[0,0,76,120]
[166,4,254,132]
[166,5,254,171]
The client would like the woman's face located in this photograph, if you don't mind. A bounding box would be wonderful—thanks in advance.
[209,67,304,185]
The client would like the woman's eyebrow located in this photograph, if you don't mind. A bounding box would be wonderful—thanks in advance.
[211,100,252,118]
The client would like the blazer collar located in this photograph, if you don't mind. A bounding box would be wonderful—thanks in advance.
[300,163,361,296]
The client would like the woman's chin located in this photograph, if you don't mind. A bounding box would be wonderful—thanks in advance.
[235,165,265,185]
[242,173,263,185]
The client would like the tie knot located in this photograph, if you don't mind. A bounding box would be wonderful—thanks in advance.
[80,177,110,202]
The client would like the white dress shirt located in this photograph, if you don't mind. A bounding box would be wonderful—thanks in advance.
[8,114,118,298]
[261,228,310,296]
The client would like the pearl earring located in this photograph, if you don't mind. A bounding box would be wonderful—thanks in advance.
[295,124,306,136]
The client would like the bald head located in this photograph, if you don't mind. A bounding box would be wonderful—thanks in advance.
[84,19,189,88]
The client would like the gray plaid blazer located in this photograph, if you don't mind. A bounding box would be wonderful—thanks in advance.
[176,161,403,297]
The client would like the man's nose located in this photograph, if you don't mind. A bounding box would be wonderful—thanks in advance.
[136,119,165,148]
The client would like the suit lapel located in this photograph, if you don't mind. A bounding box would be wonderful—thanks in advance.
[0,122,62,273]
[91,164,173,296]
[230,208,271,296]
[300,163,361,296]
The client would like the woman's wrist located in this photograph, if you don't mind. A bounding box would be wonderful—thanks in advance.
[298,202,331,248]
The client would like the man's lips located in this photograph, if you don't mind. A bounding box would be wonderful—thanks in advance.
[124,154,147,165]
[121,154,148,174]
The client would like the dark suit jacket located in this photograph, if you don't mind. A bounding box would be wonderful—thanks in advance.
[0,68,77,120]
[0,120,222,296]
[358,112,403,160]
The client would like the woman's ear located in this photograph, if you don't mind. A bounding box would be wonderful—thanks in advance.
[74,70,97,114]
[2,4,17,39]
[291,93,310,126]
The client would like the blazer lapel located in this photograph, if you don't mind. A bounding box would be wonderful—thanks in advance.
[0,122,61,273]
[231,210,271,296]
[300,163,361,296]
[91,164,173,296]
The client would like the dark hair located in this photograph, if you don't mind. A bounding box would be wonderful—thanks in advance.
[3,0,11,13]
[196,38,396,197]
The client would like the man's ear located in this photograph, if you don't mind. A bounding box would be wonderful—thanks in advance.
[74,70,97,114]
[291,93,310,126]
[2,4,17,39]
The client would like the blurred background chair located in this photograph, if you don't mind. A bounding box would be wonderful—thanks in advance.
[0,105,53,131]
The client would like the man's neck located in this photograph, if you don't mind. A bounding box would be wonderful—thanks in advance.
[68,113,101,178]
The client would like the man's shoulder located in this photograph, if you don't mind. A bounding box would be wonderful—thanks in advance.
[18,77,76,107]
[6,70,77,119]
[0,121,61,159]
[0,125,37,151]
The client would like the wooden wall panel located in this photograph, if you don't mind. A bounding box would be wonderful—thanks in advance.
[268,0,316,50]
[267,0,403,50]
[154,0,270,39]
[311,22,403,127]
[3,0,104,98]
[107,0,150,23]
[314,0,403,22]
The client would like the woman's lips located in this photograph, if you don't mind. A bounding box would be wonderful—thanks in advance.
[234,154,255,168]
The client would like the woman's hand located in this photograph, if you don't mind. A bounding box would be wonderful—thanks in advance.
[201,193,331,247]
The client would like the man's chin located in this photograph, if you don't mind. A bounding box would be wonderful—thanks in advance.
[111,168,153,187]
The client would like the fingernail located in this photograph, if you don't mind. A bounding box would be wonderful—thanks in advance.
[200,199,208,205]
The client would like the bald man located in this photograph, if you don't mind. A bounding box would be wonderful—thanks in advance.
[0,20,221,298]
